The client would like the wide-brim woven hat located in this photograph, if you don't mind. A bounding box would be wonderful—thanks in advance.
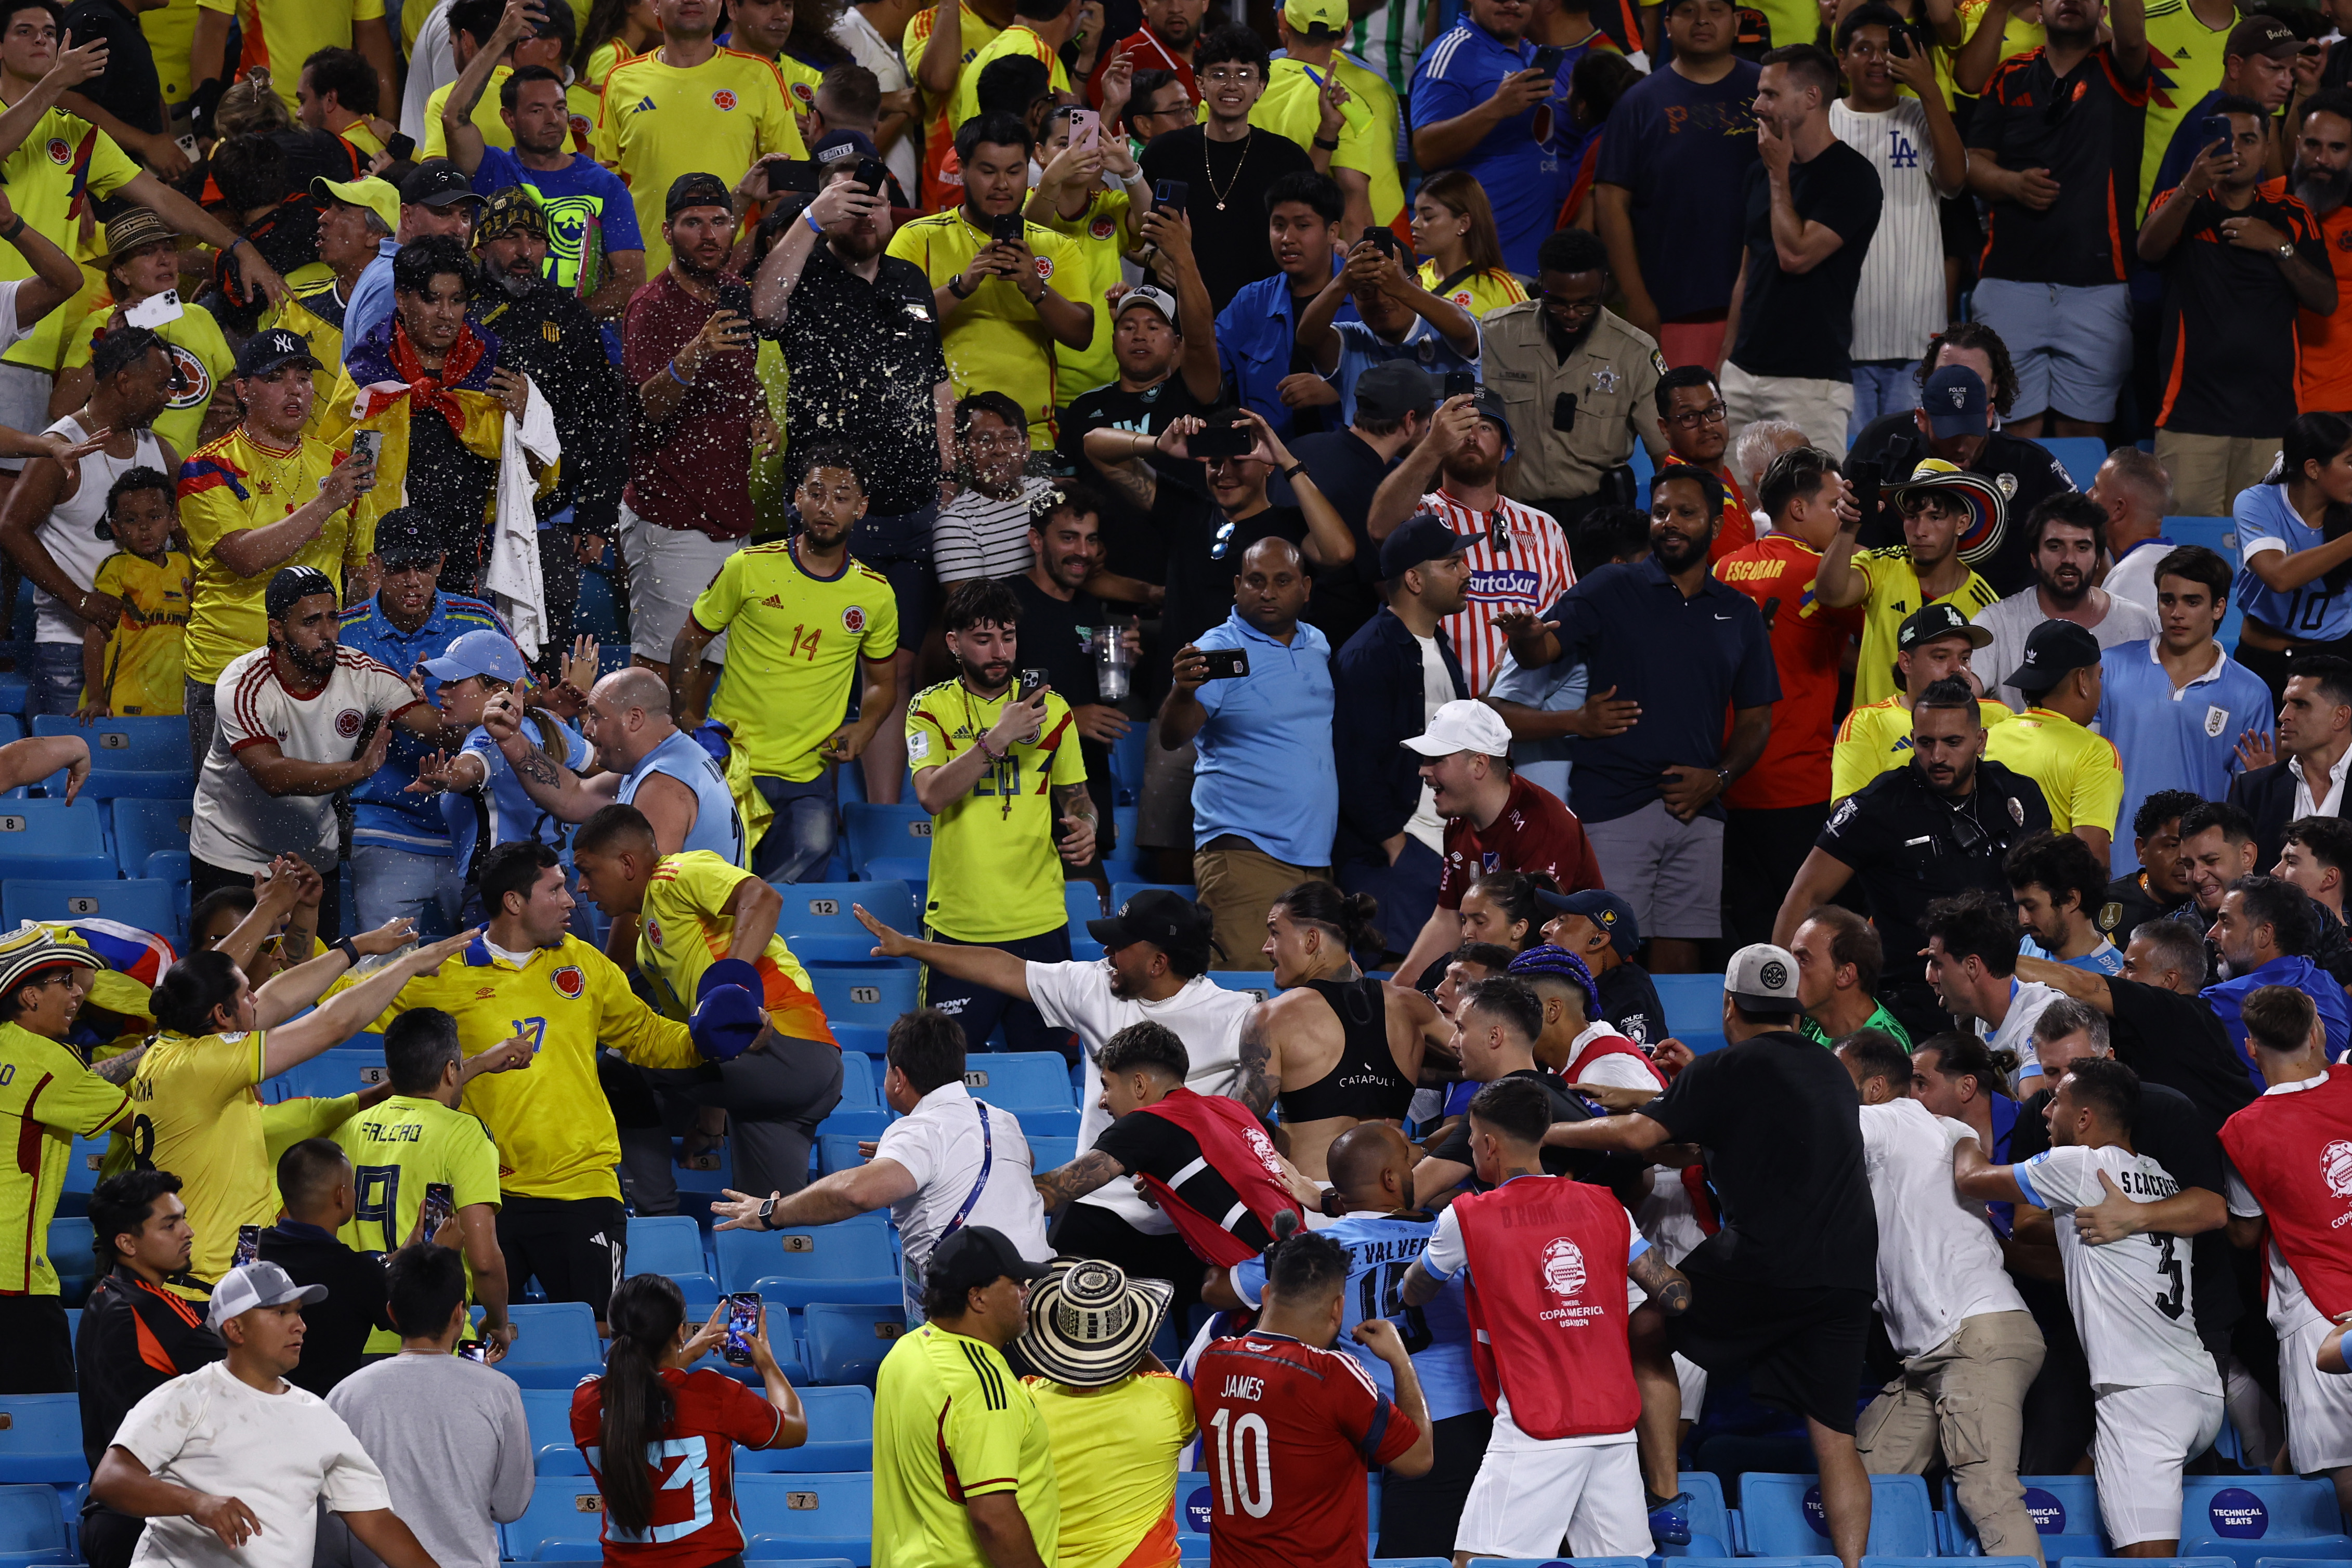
[1016,1258,1173,1387]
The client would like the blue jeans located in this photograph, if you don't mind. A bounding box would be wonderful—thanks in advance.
[28,642,79,718]
[351,844,462,938]
[922,924,1075,1059]
[752,773,838,882]
[1850,361,1916,446]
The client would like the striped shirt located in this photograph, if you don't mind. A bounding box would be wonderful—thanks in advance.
[934,475,1054,585]
[1831,98,1948,363]
[1420,489,1575,697]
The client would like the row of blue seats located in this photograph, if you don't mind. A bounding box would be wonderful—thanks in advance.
[0,715,192,801]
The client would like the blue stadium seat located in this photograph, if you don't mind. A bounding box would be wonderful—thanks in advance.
[626,1216,718,1310]
[1175,1468,1213,1553]
[1739,1474,1938,1558]
[1367,1560,1457,1567]
[842,804,932,876]
[2257,1561,2352,1568]
[1028,1136,1076,1170]
[713,1212,890,1295]
[1665,1560,1840,1568]
[504,1479,607,1559]
[801,1301,908,1386]
[45,1220,94,1307]
[2165,517,2239,564]
[737,1225,899,1310]
[831,1023,888,1056]
[1946,1474,2105,1561]
[1654,974,1726,1034]
[1068,884,1106,959]
[2058,1558,2235,1568]
[145,850,189,885]
[0,1397,86,1484]
[1108,726,1146,803]
[816,1135,870,1177]
[960,1052,1072,1108]
[1205,971,1277,1001]
[741,1473,873,1564]
[814,1052,888,1139]
[1111,882,1195,912]
[0,799,116,881]
[1868,1560,2036,1568]
[29,715,192,801]
[859,857,928,901]
[774,881,916,966]
[494,1302,605,1387]
[3,880,177,943]
[517,1388,585,1474]
[2037,437,2109,490]
[1014,1106,1079,1138]
[2182,1478,2352,1568]
[807,967,918,1030]
[1663,1469,1737,1559]
[54,1135,107,1218]
[1449,1561,1641,1568]
[0,1484,71,1565]
[0,688,22,723]
[838,1053,876,1107]
[737,1387,872,1472]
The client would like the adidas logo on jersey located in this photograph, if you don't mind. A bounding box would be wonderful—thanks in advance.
[634,96,657,111]
[763,594,786,608]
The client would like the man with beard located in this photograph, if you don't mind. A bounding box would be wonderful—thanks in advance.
[2147,16,2301,203]
[189,567,459,934]
[2139,96,2333,515]
[1654,367,1756,561]
[1505,467,1776,974]
[2291,90,2352,412]
[2227,657,2352,868]
[1975,494,2159,712]
[1831,603,2014,802]
[1008,486,1127,871]
[669,446,900,882]
[468,186,626,665]
[1089,0,1207,106]
[906,578,1096,1054]
[1367,387,1576,698]
[1774,678,2052,1037]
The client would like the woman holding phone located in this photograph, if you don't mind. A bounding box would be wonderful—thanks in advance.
[51,208,239,457]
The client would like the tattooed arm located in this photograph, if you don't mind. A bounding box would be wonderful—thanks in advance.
[93,1043,148,1086]
[1080,426,1164,515]
[1034,1149,1129,1208]
[1052,780,1096,866]
[1232,1002,1280,1117]
[480,692,622,823]
[1629,1247,1692,1315]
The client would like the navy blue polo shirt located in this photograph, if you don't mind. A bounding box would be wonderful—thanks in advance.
[1542,557,1779,825]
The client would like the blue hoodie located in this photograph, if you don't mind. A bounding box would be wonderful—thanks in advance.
[2203,954,2349,1087]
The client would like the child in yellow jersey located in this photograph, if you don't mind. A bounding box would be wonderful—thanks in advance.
[570,803,845,1206]
[79,468,191,718]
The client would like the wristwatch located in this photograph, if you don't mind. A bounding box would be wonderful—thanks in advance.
[1713,767,1733,790]
[2279,241,2298,262]
[756,1196,779,1231]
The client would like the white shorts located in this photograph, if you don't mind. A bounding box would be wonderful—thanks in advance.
[1454,1401,1651,1560]
[1675,1352,1708,1423]
[620,500,741,665]
[2281,1312,2352,1474]
[2092,1382,2225,1547]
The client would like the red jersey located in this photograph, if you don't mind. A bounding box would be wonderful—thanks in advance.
[1087,25,1198,106]
[1714,533,1861,810]
[1192,1330,1419,1568]
[1436,773,1603,909]
[571,1367,784,1564]
[2219,1072,2352,1322]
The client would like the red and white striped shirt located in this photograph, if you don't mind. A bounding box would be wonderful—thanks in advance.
[1420,489,1576,697]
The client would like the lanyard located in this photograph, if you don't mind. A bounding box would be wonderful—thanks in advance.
[939,1098,996,1242]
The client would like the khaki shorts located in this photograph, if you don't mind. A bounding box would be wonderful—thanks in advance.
[622,500,742,665]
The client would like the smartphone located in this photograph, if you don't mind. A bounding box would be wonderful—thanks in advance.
[1015,668,1049,703]
[1190,420,1253,460]
[766,158,815,194]
[456,1339,488,1363]
[1152,178,1188,214]
[2200,113,2233,151]
[1847,458,1881,528]
[124,289,182,329]
[1199,648,1251,681]
[851,156,889,200]
[990,211,1026,244]
[420,1181,455,1237]
[1530,44,1568,75]
[1445,370,1479,400]
[1069,107,1100,151]
[233,1225,260,1269]
[350,429,384,468]
[717,278,754,322]
[1361,226,1397,257]
[723,1291,761,1367]
[385,132,416,162]
[1888,23,1913,56]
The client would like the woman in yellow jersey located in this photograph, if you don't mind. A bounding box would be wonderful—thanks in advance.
[51,212,237,459]
[573,0,660,94]
[1029,103,1148,409]
[1409,169,1527,321]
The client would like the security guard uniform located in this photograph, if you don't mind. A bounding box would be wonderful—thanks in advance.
[1481,301,1668,519]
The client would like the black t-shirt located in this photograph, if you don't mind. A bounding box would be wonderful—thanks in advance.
[2097,868,2172,946]
[1283,429,1393,648]
[1642,1028,1877,1291]
[2104,977,2257,1130]
[1430,1066,1598,1178]
[1967,45,2151,287]
[1844,419,2079,596]
[1093,1105,1278,1254]
[1055,375,1203,583]
[1729,141,1884,381]
[1007,572,1113,811]
[770,245,951,515]
[60,0,161,137]
[257,1225,392,1396]
[1819,760,2054,986]
[1597,961,1666,1048]
[1138,125,1316,312]
[2150,186,2328,438]
[1161,494,1310,655]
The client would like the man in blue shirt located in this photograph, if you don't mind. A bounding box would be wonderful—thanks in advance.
[1158,535,1338,970]
[2095,544,2273,874]
[1506,466,1780,972]
[2204,876,2352,1076]
[1298,239,1480,426]
[1214,170,1358,437]
[1408,0,1559,273]
[345,164,485,363]
[338,506,513,937]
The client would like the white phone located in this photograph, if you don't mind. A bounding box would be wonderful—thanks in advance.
[124,290,182,329]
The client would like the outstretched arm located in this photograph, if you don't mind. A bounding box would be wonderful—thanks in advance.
[1540,1111,1670,1154]
[2012,953,2114,1013]
[852,906,1034,1000]
[1952,1134,2032,1204]
[482,692,614,821]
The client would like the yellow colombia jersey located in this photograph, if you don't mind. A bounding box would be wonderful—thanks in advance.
[88,550,192,716]
[1849,548,2001,709]
[333,1092,501,1351]
[2139,0,2232,221]
[774,53,825,116]
[141,0,202,105]
[1024,1370,1195,1568]
[177,428,362,684]
[375,934,703,1203]
[61,299,233,456]
[206,0,386,112]
[1245,57,1404,227]
[1831,695,2014,801]
[886,211,1084,449]
[876,1323,1061,1568]
[1040,190,1134,412]
[907,678,1087,944]
[1984,705,2127,838]
[595,49,805,276]
[0,106,137,374]
[639,851,837,1044]
[0,1021,130,1295]
[689,542,900,780]
[1418,260,1527,320]
[952,22,1068,135]
[424,71,514,160]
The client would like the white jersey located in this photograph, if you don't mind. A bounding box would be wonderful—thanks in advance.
[33,414,165,645]
[2017,1142,2222,1395]
[1421,488,1575,699]
[1828,99,1947,364]
[1860,1099,2028,1358]
[191,645,422,874]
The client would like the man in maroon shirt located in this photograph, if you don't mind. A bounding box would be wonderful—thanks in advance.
[1395,698,1605,982]
[621,171,763,720]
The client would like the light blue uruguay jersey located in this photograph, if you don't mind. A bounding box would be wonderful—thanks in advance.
[618,728,747,867]
[451,715,595,873]
[2094,636,2273,874]
[2233,481,2352,644]
[1228,1211,1484,1421]
[338,590,514,854]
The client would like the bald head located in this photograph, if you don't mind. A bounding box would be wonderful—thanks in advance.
[1325,1121,1414,1213]
[584,667,679,772]
[1233,534,1310,637]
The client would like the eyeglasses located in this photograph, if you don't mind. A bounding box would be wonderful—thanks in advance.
[1202,67,1260,84]
[1665,401,1728,430]
[1536,290,1599,315]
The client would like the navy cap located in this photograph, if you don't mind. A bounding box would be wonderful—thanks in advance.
[1468,384,1512,443]
[1355,361,1435,423]
[927,1226,1052,1302]
[1533,887,1640,957]
[1379,512,1473,580]
[2004,618,2102,694]
[1922,364,1990,439]
[667,171,734,218]
[400,160,485,210]
[233,326,320,379]
[1087,888,1213,965]
[812,128,881,164]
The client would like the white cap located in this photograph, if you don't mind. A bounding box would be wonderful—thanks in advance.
[1725,943,1801,1012]
[1402,698,1512,759]
[205,1260,328,1329]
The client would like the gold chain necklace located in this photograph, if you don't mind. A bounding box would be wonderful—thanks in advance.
[243,427,308,506]
[958,681,1017,818]
[1204,127,1251,212]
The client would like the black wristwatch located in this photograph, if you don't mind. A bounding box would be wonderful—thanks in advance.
[947,275,973,299]
[1313,135,1340,150]
[756,1196,778,1231]
[334,936,362,966]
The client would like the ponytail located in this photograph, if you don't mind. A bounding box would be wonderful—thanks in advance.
[1270,881,1380,957]
[598,1274,685,1537]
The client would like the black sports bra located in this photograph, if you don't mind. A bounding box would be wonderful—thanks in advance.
[1277,976,1417,1125]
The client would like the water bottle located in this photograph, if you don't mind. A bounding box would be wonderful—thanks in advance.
[1095,620,1133,703]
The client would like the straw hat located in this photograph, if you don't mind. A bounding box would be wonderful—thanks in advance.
[1016,1259,1172,1387]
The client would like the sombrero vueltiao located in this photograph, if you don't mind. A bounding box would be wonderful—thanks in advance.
[1889,458,2008,569]
[1016,1258,1174,1387]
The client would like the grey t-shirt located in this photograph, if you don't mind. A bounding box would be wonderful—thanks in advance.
[321,1352,534,1568]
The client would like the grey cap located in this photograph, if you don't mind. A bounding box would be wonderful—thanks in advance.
[1724,942,1800,1013]
[206,1260,328,1328]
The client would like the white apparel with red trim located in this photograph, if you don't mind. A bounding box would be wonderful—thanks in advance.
[1419,489,1575,698]
[191,645,423,875]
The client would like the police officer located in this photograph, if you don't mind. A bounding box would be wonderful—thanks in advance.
[1771,674,2053,1041]
[1476,228,1669,525]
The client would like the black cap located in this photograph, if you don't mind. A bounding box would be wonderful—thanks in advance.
[233,326,321,380]
[370,507,442,568]
[1467,384,1513,444]
[400,160,486,210]
[667,171,734,219]
[925,1226,1051,1302]
[265,565,338,623]
[2004,619,2102,694]
[812,128,881,165]
[1088,890,1213,965]
[1355,361,1435,423]
[1897,602,1993,653]
[1379,512,1473,580]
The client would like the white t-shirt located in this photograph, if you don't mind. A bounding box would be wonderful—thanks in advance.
[2016,1141,2222,1395]
[872,1080,1051,1315]
[829,6,919,199]
[1026,961,1252,1232]
[1975,588,2161,712]
[191,646,423,874]
[116,1360,392,1568]
[1859,1098,2028,1359]
[1985,980,2062,1089]
[1404,632,1453,852]
[2223,1072,2333,1339]
[2104,538,2169,617]
[1828,99,1946,364]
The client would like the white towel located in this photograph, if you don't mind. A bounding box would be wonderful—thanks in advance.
[486,374,560,661]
